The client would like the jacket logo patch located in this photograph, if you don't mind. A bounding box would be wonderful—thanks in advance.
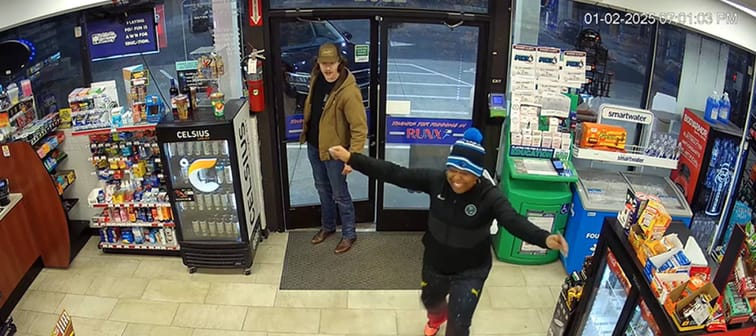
[464,204,477,217]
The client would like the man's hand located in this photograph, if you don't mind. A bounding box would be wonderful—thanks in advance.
[328,145,351,163]
[342,164,353,175]
[545,234,569,256]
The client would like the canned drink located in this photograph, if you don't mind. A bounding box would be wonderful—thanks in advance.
[224,166,233,184]
[175,142,185,156]
[221,192,229,210]
[232,220,240,235]
[196,195,205,211]
[167,143,176,157]
[195,142,204,156]
[198,167,209,182]
[220,141,229,156]
[213,193,222,211]
[211,141,220,155]
[215,165,225,184]
[224,219,233,237]
[192,220,200,235]
[228,193,237,210]
[203,141,212,156]
[208,219,217,237]
[186,201,195,211]
[199,220,209,236]
[217,219,226,235]
[204,194,214,210]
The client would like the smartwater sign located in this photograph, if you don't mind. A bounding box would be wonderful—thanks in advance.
[386,116,471,145]
[88,11,158,61]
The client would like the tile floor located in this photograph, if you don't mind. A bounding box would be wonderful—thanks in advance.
[9,232,567,336]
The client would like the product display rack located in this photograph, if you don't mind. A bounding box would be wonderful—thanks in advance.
[78,123,180,255]
[559,218,756,335]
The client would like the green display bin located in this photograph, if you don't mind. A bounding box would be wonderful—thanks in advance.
[493,174,573,265]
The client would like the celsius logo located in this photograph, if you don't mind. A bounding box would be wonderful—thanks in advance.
[177,130,210,139]
[184,158,220,193]
[683,114,708,138]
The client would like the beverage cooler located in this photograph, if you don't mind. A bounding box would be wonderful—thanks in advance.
[670,108,743,252]
[156,99,266,275]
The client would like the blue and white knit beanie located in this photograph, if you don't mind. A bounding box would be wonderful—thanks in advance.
[446,128,485,177]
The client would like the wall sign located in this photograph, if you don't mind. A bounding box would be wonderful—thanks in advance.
[386,116,471,145]
[87,10,158,61]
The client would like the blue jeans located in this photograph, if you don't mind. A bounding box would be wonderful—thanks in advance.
[307,144,356,239]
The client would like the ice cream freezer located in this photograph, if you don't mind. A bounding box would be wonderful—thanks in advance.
[562,169,628,275]
[562,169,693,275]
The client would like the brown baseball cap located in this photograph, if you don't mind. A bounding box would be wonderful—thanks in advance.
[317,43,340,63]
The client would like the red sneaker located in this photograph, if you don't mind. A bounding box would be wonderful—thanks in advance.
[424,308,448,336]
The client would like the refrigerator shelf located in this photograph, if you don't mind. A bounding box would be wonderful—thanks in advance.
[90,220,175,228]
[91,201,171,208]
[572,145,678,169]
[99,242,180,250]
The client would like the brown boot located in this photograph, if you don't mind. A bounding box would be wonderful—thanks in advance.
[311,229,335,245]
[334,237,356,254]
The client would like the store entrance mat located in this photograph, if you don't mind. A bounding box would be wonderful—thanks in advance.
[280,231,423,290]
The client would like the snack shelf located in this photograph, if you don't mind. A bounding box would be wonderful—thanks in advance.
[45,152,68,173]
[72,123,158,136]
[572,144,678,169]
[99,242,180,250]
[37,132,65,159]
[90,201,171,208]
[62,198,79,212]
[90,220,175,228]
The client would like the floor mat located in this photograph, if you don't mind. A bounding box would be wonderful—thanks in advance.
[280,231,424,290]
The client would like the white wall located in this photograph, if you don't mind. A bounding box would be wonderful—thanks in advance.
[576,0,756,53]
[0,0,108,32]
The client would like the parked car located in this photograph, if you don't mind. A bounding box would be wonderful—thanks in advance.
[280,20,369,111]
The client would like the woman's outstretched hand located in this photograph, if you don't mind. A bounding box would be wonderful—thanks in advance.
[328,145,351,163]
[546,234,569,256]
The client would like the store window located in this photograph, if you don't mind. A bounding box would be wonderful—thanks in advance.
[270,0,488,13]
[648,25,685,112]
[514,0,653,109]
[88,0,222,107]
[0,13,87,115]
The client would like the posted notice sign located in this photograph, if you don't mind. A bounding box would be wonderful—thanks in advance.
[88,10,158,61]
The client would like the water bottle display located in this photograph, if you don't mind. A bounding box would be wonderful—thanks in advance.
[718,92,731,123]
[705,163,732,216]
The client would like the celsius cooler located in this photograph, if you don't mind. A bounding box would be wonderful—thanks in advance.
[157,99,266,274]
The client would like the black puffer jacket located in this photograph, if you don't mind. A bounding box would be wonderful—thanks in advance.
[348,153,551,274]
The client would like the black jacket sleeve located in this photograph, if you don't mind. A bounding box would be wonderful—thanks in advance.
[348,153,436,194]
[490,192,550,248]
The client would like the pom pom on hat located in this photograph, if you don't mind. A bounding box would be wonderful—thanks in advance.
[463,128,483,144]
[446,127,485,177]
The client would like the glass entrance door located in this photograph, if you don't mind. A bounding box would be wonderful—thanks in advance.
[272,17,484,231]
[273,18,376,229]
[377,21,482,231]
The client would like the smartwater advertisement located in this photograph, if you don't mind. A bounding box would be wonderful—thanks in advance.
[87,10,158,61]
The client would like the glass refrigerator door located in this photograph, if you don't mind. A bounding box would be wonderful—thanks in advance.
[579,248,632,335]
[164,140,241,242]
[624,299,662,336]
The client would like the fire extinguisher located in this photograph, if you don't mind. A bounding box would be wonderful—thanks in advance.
[246,49,266,113]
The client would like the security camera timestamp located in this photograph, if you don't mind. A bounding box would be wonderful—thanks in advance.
[583,11,739,26]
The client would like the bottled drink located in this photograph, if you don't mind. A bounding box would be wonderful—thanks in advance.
[169,79,179,120]
[705,163,732,216]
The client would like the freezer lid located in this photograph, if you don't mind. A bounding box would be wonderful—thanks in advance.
[621,173,693,218]
[575,168,630,211]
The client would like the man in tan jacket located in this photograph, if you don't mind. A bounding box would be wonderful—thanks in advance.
[299,43,367,254]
